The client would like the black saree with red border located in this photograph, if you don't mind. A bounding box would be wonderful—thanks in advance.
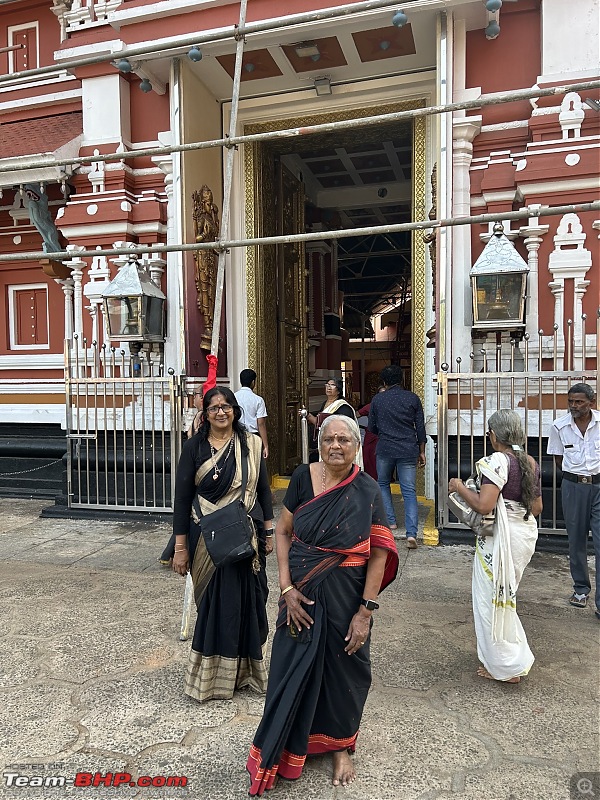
[247,465,398,795]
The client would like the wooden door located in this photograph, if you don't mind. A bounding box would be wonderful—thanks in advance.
[276,162,307,474]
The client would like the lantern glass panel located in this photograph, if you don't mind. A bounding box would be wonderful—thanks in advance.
[473,274,525,325]
[142,296,165,338]
[105,296,142,338]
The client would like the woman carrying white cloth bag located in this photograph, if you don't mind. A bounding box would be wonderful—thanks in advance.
[449,410,543,684]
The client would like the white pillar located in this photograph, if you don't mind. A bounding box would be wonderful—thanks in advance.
[65,244,87,340]
[451,118,481,363]
[56,277,74,341]
[519,208,549,345]
[153,90,184,374]
[548,279,565,369]
[574,279,591,368]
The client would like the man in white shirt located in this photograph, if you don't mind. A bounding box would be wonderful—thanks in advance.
[547,383,600,618]
[235,369,269,459]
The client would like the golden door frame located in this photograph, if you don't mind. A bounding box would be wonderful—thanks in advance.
[244,101,428,475]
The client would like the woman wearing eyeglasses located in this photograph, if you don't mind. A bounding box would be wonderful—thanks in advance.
[247,415,398,794]
[172,386,274,702]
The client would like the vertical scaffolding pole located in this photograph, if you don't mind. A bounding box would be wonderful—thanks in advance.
[210,0,248,359]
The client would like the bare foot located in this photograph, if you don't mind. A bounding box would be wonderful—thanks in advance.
[332,750,355,786]
[477,666,520,683]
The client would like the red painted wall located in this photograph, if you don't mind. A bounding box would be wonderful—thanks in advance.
[466,0,541,126]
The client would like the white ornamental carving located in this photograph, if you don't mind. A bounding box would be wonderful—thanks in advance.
[559,92,585,140]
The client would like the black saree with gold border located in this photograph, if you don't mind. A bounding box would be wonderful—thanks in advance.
[179,433,269,703]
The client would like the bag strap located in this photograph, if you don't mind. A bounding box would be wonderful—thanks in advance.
[240,445,249,508]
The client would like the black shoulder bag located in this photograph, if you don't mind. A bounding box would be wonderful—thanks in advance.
[194,450,255,568]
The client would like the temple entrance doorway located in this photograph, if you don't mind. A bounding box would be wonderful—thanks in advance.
[245,104,429,475]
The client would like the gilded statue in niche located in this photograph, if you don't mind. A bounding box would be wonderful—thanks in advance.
[422,164,437,349]
[192,185,220,351]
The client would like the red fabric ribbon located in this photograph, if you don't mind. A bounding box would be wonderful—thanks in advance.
[203,353,218,394]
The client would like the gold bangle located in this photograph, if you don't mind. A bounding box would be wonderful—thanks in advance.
[174,546,188,551]
[280,584,295,596]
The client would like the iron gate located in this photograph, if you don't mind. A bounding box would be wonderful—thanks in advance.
[436,325,598,535]
[65,336,185,512]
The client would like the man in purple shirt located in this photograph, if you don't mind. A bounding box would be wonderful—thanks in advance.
[368,365,427,549]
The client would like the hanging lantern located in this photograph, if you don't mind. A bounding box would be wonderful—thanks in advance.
[102,259,166,342]
[470,224,529,334]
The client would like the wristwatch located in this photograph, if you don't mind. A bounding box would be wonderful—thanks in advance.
[360,598,379,611]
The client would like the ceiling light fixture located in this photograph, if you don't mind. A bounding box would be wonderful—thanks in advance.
[314,76,332,96]
[379,40,391,51]
[140,78,152,93]
[244,63,256,73]
[392,9,408,28]
[485,0,502,11]
[116,58,132,73]
[294,42,320,59]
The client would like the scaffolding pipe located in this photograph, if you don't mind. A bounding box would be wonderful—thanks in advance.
[210,0,247,359]
[0,0,411,87]
[0,201,598,264]
[3,79,599,175]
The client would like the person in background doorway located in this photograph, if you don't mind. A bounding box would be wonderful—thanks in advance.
[305,378,356,460]
[235,369,269,459]
[357,387,385,481]
[547,383,600,619]
[368,365,426,548]
[187,390,204,437]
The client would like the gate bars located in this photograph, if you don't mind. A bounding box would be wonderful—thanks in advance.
[65,336,185,511]
[436,314,600,536]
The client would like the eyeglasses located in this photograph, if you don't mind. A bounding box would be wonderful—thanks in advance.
[325,383,337,388]
[206,404,233,415]
[321,435,354,447]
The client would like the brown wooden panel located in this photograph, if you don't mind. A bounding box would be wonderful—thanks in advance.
[14,287,47,346]
[13,27,37,72]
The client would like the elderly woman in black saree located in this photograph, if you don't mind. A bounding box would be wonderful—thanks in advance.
[172,386,274,702]
[247,415,398,795]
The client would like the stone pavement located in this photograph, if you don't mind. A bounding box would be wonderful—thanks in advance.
[0,497,598,800]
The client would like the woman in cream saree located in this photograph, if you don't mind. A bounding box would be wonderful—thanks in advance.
[449,410,542,683]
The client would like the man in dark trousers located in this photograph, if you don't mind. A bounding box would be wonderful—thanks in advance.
[368,365,426,549]
[547,383,600,618]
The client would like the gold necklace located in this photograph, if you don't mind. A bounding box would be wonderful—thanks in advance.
[209,432,231,443]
